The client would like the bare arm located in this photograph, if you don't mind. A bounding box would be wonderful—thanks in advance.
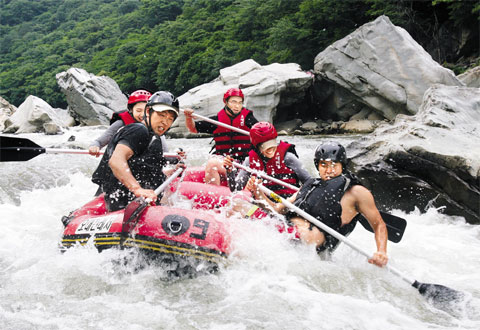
[183,108,198,133]
[108,144,157,201]
[351,185,388,266]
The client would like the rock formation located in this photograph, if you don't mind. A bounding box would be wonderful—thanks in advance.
[170,59,313,135]
[349,85,480,224]
[458,66,480,88]
[0,96,17,132]
[56,68,127,125]
[3,95,74,134]
[313,15,463,121]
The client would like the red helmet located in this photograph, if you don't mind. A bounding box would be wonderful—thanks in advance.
[223,88,244,103]
[250,122,278,147]
[128,90,152,105]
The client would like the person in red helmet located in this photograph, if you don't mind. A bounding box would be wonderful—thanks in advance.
[223,121,310,198]
[183,88,258,185]
[88,90,169,157]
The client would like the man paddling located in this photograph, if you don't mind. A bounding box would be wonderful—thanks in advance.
[183,88,258,185]
[91,91,183,212]
[247,142,388,267]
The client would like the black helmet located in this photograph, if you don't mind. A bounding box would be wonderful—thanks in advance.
[146,91,179,118]
[314,142,347,168]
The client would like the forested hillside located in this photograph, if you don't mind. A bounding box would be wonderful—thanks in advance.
[1,0,478,108]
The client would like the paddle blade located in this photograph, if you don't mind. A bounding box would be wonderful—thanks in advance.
[357,211,407,243]
[1,136,42,148]
[122,197,148,235]
[413,280,465,305]
[0,136,46,162]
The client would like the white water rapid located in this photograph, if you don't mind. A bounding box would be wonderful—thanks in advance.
[1,127,479,330]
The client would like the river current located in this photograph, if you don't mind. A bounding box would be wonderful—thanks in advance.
[1,127,479,330]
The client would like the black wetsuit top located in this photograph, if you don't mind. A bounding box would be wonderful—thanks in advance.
[287,172,362,252]
[92,123,166,212]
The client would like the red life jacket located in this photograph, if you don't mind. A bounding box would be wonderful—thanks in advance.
[110,110,135,125]
[213,108,252,161]
[249,141,299,197]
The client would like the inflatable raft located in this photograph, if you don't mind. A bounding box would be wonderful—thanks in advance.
[61,193,231,276]
[169,166,251,210]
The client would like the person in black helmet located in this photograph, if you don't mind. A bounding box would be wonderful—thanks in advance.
[92,91,184,212]
[246,142,389,267]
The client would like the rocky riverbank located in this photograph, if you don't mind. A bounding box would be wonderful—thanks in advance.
[1,16,479,223]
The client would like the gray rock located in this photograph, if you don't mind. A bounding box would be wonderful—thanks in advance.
[350,85,480,224]
[314,15,463,120]
[457,66,480,88]
[300,121,318,131]
[349,107,372,121]
[174,59,313,135]
[320,85,364,121]
[341,119,378,133]
[367,111,384,121]
[56,68,127,125]
[43,122,63,135]
[0,96,17,132]
[275,119,303,134]
[3,95,74,134]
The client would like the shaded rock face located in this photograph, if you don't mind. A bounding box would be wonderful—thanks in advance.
[56,68,127,125]
[349,85,480,224]
[0,96,17,132]
[313,15,463,121]
[3,95,74,134]
[170,59,313,135]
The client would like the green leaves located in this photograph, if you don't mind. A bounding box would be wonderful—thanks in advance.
[1,0,477,109]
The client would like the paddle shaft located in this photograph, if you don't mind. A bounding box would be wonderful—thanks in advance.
[233,161,299,191]
[43,148,178,158]
[180,109,250,136]
[258,185,416,286]
[234,160,406,243]
[0,136,179,161]
[122,167,184,236]
[153,167,184,197]
[46,148,103,155]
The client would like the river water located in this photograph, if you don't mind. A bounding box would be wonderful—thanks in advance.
[1,127,479,330]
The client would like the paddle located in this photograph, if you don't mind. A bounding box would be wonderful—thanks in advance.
[257,184,464,307]
[179,111,407,241]
[0,136,178,162]
[356,212,406,243]
[232,161,407,243]
[121,167,184,238]
[180,109,250,135]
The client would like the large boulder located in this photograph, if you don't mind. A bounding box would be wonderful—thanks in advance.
[0,96,17,132]
[56,68,127,126]
[3,95,75,134]
[314,15,463,120]
[170,59,313,135]
[457,66,480,88]
[349,85,480,224]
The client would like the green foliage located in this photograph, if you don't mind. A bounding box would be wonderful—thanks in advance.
[0,0,477,108]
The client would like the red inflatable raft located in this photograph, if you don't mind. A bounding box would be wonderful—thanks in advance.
[61,193,231,275]
[61,166,258,276]
[169,166,251,210]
